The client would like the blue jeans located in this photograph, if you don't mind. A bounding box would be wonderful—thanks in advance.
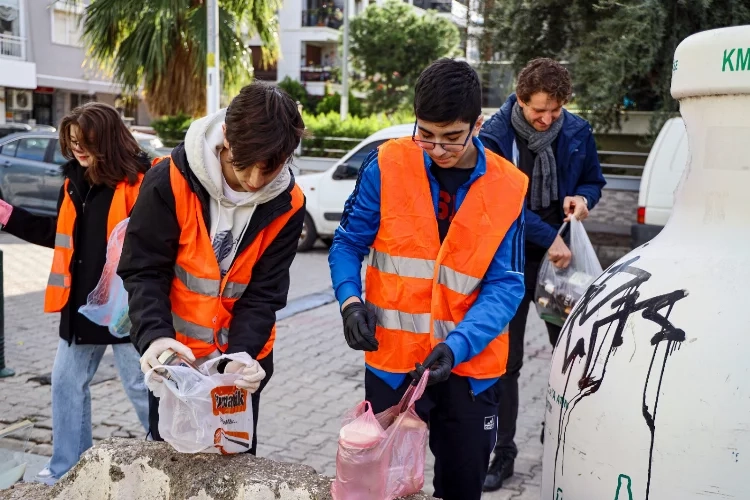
[47,339,149,479]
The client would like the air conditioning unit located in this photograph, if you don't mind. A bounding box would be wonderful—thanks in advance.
[11,90,33,111]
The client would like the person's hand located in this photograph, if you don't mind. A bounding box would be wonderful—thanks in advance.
[548,235,572,269]
[409,343,454,386]
[564,195,589,222]
[224,359,266,393]
[140,337,195,381]
[341,299,379,351]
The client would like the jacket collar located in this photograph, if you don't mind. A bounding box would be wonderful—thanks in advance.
[422,136,487,185]
[493,93,589,160]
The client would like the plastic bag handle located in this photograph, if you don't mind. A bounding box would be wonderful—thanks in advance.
[557,220,569,236]
[397,369,429,414]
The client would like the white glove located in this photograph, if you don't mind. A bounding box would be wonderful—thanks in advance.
[224,359,266,393]
[140,337,196,381]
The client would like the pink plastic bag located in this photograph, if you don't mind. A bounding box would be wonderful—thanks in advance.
[332,371,429,500]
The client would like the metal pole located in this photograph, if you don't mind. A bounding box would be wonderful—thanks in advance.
[206,0,221,114]
[340,0,350,120]
[0,250,15,378]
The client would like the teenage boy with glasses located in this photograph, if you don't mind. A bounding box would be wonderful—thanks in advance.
[328,58,528,500]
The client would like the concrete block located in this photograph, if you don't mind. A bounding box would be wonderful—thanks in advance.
[0,439,432,500]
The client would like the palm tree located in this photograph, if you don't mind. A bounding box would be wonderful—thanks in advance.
[80,0,279,116]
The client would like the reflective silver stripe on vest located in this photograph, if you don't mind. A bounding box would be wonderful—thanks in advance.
[55,233,72,249]
[367,302,431,335]
[216,327,230,346]
[437,265,482,295]
[368,249,434,280]
[47,272,69,288]
[369,249,481,295]
[175,264,248,299]
[223,282,248,299]
[172,313,215,343]
[174,264,220,297]
[433,321,509,340]
[433,320,456,340]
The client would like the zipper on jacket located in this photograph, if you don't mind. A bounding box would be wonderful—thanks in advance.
[68,179,92,214]
[470,389,476,402]
[67,179,92,261]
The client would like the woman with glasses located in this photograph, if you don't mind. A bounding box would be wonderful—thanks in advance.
[0,102,150,484]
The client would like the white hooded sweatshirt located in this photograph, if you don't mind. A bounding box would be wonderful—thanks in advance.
[184,109,291,277]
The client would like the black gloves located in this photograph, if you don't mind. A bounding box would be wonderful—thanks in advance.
[409,343,455,386]
[342,301,379,352]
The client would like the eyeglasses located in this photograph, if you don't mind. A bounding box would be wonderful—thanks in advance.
[411,121,472,153]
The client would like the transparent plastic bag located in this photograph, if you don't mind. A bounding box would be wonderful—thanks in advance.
[535,218,603,326]
[145,352,255,454]
[332,370,429,500]
[0,420,33,489]
[78,218,131,338]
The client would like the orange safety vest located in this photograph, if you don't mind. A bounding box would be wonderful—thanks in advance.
[364,138,528,379]
[44,174,145,313]
[168,159,305,359]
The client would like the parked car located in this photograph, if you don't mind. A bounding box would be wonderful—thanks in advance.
[0,123,32,139]
[0,124,57,139]
[132,131,173,158]
[0,132,65,216]
[31,124,57,133]
[295,124,412,251]
[630,117,689,248]
[0,130,165,216]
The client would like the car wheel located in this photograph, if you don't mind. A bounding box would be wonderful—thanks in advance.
[298,212,318,252]
[320,237,333,248]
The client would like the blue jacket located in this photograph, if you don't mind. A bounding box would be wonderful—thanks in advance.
[479,94,606,249]
[328,138,526,395]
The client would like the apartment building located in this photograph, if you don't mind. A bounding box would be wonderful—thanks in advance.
[0,0,150,127]
[249,0,478,97]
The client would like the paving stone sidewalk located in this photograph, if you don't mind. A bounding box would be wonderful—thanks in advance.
[0,234,550,498]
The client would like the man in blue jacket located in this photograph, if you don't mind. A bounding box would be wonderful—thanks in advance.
[329,59,526,499]
[479,58,606,492]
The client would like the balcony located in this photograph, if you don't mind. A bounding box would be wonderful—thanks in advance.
[0,32,35,89]
[301,8,343,30]
[0,33,25,60]
[412,0,450,12]
[412,0,468,26]
[300,67,335,82]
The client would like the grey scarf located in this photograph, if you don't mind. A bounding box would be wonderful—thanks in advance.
[510,102,563,210]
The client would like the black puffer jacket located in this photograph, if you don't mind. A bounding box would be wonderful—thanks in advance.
[117,144,305,363]
[4,156,151,345]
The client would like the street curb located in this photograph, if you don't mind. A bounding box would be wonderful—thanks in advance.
[277,289,337,321]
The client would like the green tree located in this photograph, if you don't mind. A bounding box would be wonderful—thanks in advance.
[482,0,750,133]
[278,76,310,109]
[315,92,364,117]
[349,0,460,114]
[79,0,280,117]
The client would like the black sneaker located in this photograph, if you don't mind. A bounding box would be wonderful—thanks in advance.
[482,454,514,492]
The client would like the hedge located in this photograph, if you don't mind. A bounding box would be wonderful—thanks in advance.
[301,110,414,157]
[150,109,415,157]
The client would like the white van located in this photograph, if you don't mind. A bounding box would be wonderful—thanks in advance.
[295,124,412,250]
[630,117,689,248]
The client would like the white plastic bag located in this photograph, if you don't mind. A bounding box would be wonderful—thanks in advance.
[145,352,255,454]
[535,218,603,326]
[78,218,131,337]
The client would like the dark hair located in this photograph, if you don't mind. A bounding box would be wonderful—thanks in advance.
[59,102,148,188]
[225,82,305,173]
[414,58,482,125]
[516,58,572,104]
